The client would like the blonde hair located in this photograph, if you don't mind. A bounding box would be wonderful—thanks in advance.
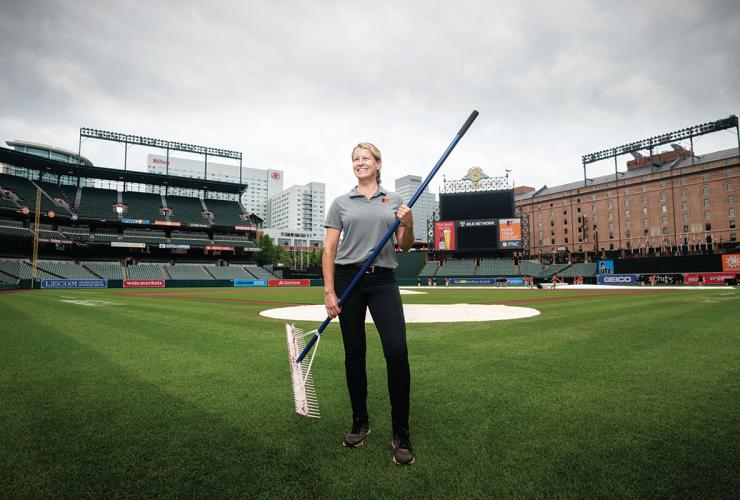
[352,142,382,184]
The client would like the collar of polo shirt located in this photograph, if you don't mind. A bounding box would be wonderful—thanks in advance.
[349,185,387,199]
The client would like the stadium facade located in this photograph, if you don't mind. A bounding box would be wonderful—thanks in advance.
[516,147,738,260]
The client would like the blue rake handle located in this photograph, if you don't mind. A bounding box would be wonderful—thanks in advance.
[295,110,479,364]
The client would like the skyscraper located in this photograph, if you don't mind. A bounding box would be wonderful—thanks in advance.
[395,174,436,242]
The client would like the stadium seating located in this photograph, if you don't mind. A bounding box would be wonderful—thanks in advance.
[244,266,277,279]
[0,259,57,280]
[538,263,572,278]
[204,265,254,280]
[418,260,440,277]
[435,259,477,277]
[0,271,17,284]
[59,226,92,242]
[0,225,33,239]
[83,262,126,279]
[122,229,167,244]
[35,181,75,215]
[519,260,545,276]
[477,258,517,276]
[77,187,118,219]
[36,260,99,279]
[120,192,165,221]
[163,264,214,280]
[126,264,166,280]
[0,173,37,207]
[204,199,247,226]
[165,195,209,225]
[557,262,598,278]
[0,218,23,227]
[212,233,256,248]
[0,196,19,210]
[91,229,119,242]
[170,231,211,247]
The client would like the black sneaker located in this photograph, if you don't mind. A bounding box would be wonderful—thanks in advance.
[343,421,371,448]
[390,433,415,465]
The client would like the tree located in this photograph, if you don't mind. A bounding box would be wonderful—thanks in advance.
[257,234,276,266]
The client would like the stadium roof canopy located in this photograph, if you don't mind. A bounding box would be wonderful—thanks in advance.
[0,147,247,194]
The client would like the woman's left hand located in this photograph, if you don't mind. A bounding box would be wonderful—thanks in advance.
[397,204,413,227]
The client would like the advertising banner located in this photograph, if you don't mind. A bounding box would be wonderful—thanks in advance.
[153,220,182,227]
[158,243,191,249]
[597,274,639,285]
[123,280,165,288]
[121,218,151,225]
[39,238,74,245]
[598,259,615,274]
[638,273,683,285]
[233,279,268,287]
[268,279,310,287]
[506,277,525,285]
[721,254,740,272]
[41,279,108,289]
[111,241,146,248]
[498,218,522,249]
[449,277,496,285]
[206,246,235,251]
[434,221,456,251]
[683,272,736,285]
[235,225,257,231]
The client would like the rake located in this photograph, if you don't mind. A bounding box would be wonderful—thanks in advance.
[286,110,479,418]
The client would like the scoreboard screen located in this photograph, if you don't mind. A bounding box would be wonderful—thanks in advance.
[439,190,515,221]
[434,218,522,252]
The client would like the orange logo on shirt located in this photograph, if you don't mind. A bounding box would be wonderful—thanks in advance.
[382,198,390,204]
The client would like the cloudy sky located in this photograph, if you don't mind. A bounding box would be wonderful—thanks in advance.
[1,0,738,205]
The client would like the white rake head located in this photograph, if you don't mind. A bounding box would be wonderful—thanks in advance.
[285,323,321,418]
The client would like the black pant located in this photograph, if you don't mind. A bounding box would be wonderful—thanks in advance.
[334,265,410,435]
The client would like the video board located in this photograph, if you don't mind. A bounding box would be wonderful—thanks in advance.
[434,218,522,251]
[439,190,515,221]
[435,188,520,251]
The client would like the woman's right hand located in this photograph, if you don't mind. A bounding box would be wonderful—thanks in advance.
[325,291,341,318]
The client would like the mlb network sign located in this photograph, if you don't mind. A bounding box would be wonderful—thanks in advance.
[597,274,639,285]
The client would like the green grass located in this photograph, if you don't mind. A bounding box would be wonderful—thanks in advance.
[1,286,738,498]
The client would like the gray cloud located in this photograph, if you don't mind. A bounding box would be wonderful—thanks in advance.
[1,0,738,204]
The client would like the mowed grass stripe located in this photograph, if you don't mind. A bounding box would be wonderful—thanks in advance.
[1,287,738,498]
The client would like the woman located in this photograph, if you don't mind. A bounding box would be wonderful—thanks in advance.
[323,142,415,465]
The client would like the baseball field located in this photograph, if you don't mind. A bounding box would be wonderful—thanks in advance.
[1,286,738,498]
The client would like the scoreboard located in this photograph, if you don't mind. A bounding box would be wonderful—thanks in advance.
[435,189,521,252]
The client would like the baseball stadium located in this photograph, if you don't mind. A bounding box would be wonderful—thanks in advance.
[1,111,738,497]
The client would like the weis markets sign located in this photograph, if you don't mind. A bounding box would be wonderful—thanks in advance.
[123,280,165,288]
[41,279,108,289]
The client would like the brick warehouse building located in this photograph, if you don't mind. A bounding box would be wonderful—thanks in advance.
[516,146,738,262]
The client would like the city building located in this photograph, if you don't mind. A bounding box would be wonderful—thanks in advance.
[394,174,436,242]
[516,147,738,260]
[147,154,282,221]
[267,182,325,240]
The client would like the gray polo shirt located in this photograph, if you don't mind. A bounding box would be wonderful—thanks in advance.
[324,186,403,269]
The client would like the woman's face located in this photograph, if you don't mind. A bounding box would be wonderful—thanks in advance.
[352,147,380,182]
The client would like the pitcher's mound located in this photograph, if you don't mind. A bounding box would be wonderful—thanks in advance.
[260,303,539,323]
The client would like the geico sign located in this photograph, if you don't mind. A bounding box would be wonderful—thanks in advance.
[604,276,633,283]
